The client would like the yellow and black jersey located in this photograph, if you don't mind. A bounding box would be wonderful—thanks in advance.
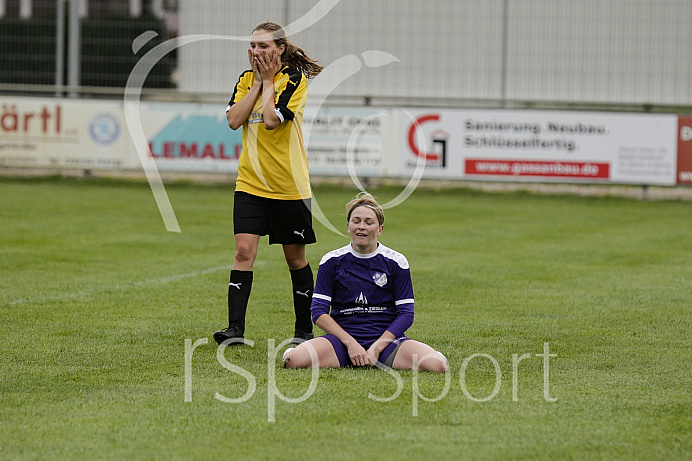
[227,66,311,200]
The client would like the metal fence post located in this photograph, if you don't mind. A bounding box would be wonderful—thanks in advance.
[68,0,81,97]
[501,0,509,107]
[56,0,66,96]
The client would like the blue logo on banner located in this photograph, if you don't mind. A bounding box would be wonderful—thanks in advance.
[89,113,120,145]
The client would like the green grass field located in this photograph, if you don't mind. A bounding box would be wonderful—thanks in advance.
[1,176,690,460]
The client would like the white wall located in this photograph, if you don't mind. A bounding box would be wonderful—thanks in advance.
[178,0,692,106]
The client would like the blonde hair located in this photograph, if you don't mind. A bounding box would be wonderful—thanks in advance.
[345,193,385,226]
[253,22,323,79]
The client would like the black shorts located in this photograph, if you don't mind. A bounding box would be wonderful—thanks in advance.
[233,191,317,245]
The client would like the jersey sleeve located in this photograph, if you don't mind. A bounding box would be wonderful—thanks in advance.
[226,70,252,110]
[310,255,335,323]
[386,259,415,338]
[274,67,306,122]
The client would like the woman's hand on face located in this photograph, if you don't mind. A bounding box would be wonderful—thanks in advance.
[346,342,371,367]
[248,48,262,82]
[256,48,282,82]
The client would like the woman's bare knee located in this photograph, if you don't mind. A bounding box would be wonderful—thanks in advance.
[394,341,449,373]
[283,338,339,369]
[234,234,259,268]
[283,348,311,368]
[283,244,307,270]
[234,246,256,264]
[418,353,449,373]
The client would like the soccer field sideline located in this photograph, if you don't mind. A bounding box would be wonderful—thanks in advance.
[1,177,690,460]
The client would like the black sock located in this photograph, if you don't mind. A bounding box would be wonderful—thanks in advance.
[290,264,314,334]
[227,270,253,334]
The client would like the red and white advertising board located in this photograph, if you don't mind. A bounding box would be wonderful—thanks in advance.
[399,109,679,186]
[677,117,692,185]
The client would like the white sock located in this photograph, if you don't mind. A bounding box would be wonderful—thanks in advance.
[282,347,296,362]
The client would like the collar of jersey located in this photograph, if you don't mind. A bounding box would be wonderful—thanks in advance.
[349,242,381,259]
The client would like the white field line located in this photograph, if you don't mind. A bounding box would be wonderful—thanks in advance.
[7,263,260,306]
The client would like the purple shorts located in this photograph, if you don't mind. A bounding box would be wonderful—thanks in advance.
[322,334,410,368]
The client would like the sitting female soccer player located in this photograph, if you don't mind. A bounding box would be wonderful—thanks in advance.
[283,193,448,372]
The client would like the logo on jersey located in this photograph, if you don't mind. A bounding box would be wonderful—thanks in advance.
[248,110,263,124]
[355,292,368,305]
[372,272,388,287]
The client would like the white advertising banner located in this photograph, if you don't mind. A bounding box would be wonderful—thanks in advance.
[141,104,389,176]
[141,102,241,173]
[0,96,136,170]
[0,96,244,174]
[397,109,679,185]
[303,106,388,177]
[0,97,683,187]
[0,96,386,177]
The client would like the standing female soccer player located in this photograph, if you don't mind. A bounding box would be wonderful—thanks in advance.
[214,22,323,345]
[283,194,448,372]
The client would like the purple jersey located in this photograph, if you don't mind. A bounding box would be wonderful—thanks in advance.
[311,243,414,346]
